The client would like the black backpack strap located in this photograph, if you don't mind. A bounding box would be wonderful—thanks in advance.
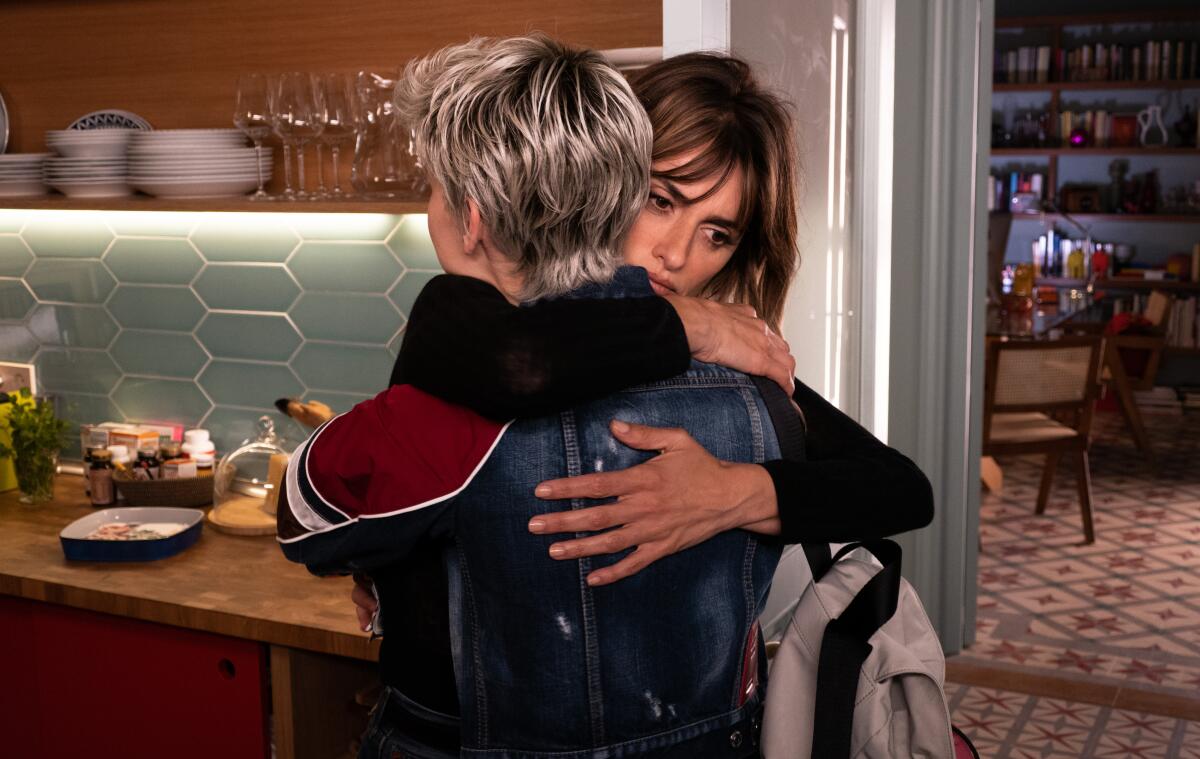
[748,376,833,578]
[810,539,903,758]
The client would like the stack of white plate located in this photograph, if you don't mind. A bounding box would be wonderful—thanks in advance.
[0,154,49,197]
[127,129,271,198]
[44,156,130,198]
[46,129,135,158]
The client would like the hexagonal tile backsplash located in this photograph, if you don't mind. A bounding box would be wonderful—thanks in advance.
[0,210,438,457]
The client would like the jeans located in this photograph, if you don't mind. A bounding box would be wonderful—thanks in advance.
[359,686,460,759]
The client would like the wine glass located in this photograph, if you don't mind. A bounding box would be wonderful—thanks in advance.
[317,73,359,199]
[270,73,322,201]
[233,73,272,200]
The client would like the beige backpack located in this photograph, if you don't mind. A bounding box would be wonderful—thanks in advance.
[761,541,955,758]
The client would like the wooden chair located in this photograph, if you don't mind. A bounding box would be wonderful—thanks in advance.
[1102,291,1173,462]
[983,336,1104,544]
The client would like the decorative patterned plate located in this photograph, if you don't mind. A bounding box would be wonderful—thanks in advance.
[67,109,153,131]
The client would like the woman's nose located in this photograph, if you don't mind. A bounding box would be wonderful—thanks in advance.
[654,226,689,270]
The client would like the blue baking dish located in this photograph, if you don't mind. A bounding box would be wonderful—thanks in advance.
[59,507,205,562]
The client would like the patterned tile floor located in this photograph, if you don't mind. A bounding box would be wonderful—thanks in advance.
[947,409,1200,754]
[946,683,1200,758]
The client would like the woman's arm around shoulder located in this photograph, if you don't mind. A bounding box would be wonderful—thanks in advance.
[761,379,935,543]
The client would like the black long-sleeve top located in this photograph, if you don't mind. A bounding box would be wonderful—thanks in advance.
[376,273,934,725]
[394,274,935,542]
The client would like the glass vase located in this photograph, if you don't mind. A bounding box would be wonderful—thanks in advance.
[16,449,57,504]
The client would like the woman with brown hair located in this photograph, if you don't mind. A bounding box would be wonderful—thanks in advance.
[348,51,932,758]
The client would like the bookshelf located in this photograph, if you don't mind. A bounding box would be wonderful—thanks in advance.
[1035,276,1200,293]
[999,211,1200,224]
[992,10,1200,193]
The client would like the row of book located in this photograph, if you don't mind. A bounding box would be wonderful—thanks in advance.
[995,39,1200,84]
[1164,296,1198,350]
[987,171,1046,212]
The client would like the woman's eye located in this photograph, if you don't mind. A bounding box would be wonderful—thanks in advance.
[704,228,733,247]
[648,193,672,211]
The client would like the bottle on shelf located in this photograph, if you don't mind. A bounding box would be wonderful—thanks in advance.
[89,449,115,508]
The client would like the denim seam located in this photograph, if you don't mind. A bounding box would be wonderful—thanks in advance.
[458,541,489,747]
[738,385,766,466]
[621,376,755,393]
[730,537,758,709]
[561,408,605,746]
[458,696,761,758]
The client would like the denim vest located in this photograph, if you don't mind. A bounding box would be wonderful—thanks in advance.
[448,268,783,757]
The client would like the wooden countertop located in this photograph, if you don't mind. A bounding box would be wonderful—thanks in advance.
[0,476,377,661]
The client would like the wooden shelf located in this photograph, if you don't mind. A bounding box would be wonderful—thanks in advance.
[1003,212,1200,224]
[996,10,1200,29]
[994,79,1200,92]
[991,146,1200,156]
[0,195,429,214]
[1036,276,1200,292]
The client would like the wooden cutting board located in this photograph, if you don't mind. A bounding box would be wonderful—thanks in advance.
[206,494,276,536]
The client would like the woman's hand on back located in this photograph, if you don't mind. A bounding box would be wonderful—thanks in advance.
[527,419,782,586]
[664,294,795,395]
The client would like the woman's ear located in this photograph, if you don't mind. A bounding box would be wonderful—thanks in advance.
[462,199,484,256]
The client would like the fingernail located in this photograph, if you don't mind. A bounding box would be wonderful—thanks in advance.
[363,624,373,633]
[611,420,630,433]
[549,545,566,558]
[535,484,552,497]
[528,518,546,533]
[587,574,602,586]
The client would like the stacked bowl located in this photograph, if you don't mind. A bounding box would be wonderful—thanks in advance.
[44,129,133,198]
[128,129,271,198]
[0,154,48,197]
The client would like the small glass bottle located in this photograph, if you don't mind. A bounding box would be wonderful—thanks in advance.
[89,449,115,508]
[137,450,161,480]
[160,440,183,462]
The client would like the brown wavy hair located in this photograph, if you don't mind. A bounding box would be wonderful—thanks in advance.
[628,53,798,331]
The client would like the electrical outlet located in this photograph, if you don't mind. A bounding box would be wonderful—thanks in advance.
[0,362,36,396]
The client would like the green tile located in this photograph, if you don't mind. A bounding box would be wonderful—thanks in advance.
[191,217,299,262]
[193,265,299,312]
[302,390,373,414]
[21,217,113,258]
[288,242,403,293]
[202,406,307,459]
[387,327,406,357]
[111,377,211,427]
[386,215,440,270]
[104,238,203,285]
[0,211,25,233]
[199,360,303,408]
[106,285,206,330]
[290,343,394,394]
[196,313,300,361]
[28,304,118,349]
[288,213,400,241]
[288,293,402,343]
[110,331,208,378]
[25,259,115,303]
[54,393,125,459]
[36,349,122,395]
[387,270,438,317]
[0,236,33,277]
[0,324,38,361]
[106,212,198,237]
[0,279,36,320]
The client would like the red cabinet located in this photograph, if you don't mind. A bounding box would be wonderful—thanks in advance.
[0,596,269,759]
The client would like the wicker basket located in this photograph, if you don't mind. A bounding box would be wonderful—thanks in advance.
[114,472,214,508]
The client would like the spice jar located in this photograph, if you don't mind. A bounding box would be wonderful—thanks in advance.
[89,449,115,508]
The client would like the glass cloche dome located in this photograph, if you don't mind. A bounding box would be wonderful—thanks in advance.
[213,416,293,515]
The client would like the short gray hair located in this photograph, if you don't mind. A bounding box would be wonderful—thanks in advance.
[396,35,653,301]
